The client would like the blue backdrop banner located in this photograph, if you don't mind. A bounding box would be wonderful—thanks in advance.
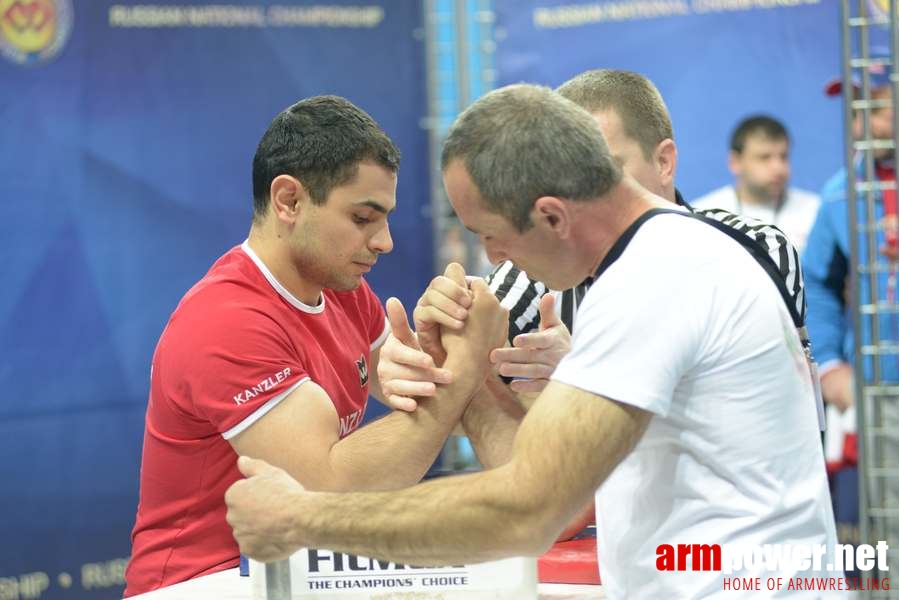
[493,0,843,201]
[0,1,429,598]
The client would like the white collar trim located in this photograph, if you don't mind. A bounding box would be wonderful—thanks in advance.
[240,241,325,314]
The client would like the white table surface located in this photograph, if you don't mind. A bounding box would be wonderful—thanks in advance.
[129,567,605,600]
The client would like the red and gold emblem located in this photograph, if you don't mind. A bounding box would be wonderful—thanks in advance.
[0,0,71,65]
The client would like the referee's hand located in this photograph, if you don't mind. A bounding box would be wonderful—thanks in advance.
[489,294,571,393]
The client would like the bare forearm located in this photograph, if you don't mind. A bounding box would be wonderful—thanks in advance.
[229,384,651,568]
[295,388,647,565]
[326,354,482,491]
[461,376,525,469]
[295,465,556,565]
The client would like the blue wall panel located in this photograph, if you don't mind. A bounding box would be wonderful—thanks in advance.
[0,1,430,597]
[493,1,844,201]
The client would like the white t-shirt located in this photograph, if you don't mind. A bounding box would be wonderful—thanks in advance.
[552,214,840,599]
[692,185,820,253]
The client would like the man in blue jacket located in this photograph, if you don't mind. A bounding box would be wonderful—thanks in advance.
[807,55,895,416]
[802,51,896,546]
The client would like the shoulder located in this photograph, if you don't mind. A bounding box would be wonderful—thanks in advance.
[694,207,792,251]
[613,214,735,270]
[819,168,848,203]
[685,208,799,269]
[174,249,274,326]
[159,248,301,361]
[693,205,763,227]
[165,288,285,354]
[633,214,786,288]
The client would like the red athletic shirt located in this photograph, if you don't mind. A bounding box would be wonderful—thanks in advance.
[124,243,388,596]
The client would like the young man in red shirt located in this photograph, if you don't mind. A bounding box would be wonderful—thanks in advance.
[124,96,505,596]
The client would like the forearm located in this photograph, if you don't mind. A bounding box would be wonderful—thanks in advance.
[295,464,556,565]
[326,353,483,491]
[230,384,650,567]
[291,386,641,565]
[461,375,525,469]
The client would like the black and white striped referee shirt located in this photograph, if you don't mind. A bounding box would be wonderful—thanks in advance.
[485,194,806,343]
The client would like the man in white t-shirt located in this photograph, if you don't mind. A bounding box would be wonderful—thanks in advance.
[224,84,842,598]
[694,115,820,252]
[555,212,836,596]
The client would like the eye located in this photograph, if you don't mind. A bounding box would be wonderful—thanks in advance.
[352,214,371,225]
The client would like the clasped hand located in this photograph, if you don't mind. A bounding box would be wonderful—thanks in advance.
[378,262,572,410]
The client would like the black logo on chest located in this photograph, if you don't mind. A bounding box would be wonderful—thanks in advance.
[355,354,369,387]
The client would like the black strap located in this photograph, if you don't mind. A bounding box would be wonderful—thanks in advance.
[595,208,670,279]
[594,208,804,333]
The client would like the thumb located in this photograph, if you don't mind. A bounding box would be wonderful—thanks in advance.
[237,455,271,478]
[469,277,491,296]
[444,262,467,287]
[538,294,562,330]
[386,297,418,347]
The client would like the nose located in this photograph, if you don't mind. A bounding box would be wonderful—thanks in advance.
[370,222,393,255]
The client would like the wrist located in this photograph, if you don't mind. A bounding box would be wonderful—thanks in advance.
[285,490,313,551]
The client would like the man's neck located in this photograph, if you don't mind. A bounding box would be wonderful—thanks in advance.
[580,178,670,278]
[246,224,324,306]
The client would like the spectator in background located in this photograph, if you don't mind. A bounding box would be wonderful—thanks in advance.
[694,115,820,252]
[802,50,895,480]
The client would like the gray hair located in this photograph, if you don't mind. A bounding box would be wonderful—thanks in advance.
[441,84,622,231]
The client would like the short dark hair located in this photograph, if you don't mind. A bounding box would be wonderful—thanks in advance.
[441,84,621,232]
[730,115,789,154]
[556,69,674,161]
[252,96,400,219]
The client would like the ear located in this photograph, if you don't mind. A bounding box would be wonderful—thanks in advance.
[268,175,308,224]
[532,196,570,238]
[654,139,677,189]
[727,150,742,178]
